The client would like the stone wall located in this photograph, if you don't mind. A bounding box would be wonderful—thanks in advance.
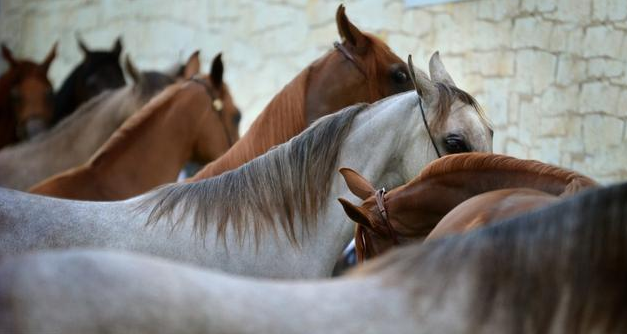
[1,0,626,183]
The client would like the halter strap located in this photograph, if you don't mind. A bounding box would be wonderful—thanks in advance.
[375,188,400,245]
[418,95,442,158]
[333,41,367,77]
[190,77,234,147]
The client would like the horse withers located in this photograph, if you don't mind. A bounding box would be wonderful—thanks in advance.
[0,43,57,147]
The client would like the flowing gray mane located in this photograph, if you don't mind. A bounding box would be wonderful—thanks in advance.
[140,103,367,245]
[356,182,627,334]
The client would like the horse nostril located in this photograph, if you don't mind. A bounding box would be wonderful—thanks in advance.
[23,118,48,139]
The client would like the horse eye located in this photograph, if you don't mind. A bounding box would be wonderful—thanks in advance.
[10,90,21,102]
[233,112,241,125]
[444,134,470,154]
[392,70,408,84]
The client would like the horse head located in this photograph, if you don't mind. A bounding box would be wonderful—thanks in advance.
[304,4,415,124]
[1,42,57,140]
[189,53,241,164]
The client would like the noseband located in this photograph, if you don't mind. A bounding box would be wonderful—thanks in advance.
[355,188,399,264]
[333,41,367,77]
[190,77,234,147]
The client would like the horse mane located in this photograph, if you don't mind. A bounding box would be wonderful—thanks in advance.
[88,80,183,167]
[192,32,403,180]
[415,153,597,190]
[191,65,312,179]
[357,182,627,333]
[139,103,366,245]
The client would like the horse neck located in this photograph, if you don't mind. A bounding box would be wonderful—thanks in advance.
[388,168,589,235]
[278,93,424,276]
[53,66,84,122]
[86,85,202,195]
[190,68,310,180]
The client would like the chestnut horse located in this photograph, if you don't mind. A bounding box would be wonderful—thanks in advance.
[338,153,598,262]
[427,188,559,240]
[29,54,240,200]
[52,36,126,124]
[0,43,57,148]
[2,182,626,333]
[189,4,414,181]
[0,52,200,191]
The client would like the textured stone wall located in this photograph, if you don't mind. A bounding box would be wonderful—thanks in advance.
[1,0,626,182]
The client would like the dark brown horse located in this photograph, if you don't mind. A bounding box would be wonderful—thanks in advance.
[189,5,414,180]
[338,153,598,262]
[0,43,57,148]
[53,36,125,124]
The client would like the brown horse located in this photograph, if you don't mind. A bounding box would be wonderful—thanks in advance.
[29,54,240,201]
[0,52,199,191]
[189,4,413,181]
[426,188,559,240]
[0,43,57,148]
[338,153,598,262]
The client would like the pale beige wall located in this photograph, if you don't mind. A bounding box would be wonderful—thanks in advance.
[1,0,626,182]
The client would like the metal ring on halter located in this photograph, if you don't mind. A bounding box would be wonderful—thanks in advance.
[418,96,442,158]
[333,41,368,77]
[190,77,233,147]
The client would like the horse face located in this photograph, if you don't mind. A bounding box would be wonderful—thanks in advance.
[193,81,241,164]
[77,52,125,103]
[304,5,413,124]
[11,73,54,139]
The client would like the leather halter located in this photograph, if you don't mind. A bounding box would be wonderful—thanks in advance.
[190,77,234,147]
[418,95,442,158]
[333,41,367,77]
[354,188,399,264]
[375,188,399,245]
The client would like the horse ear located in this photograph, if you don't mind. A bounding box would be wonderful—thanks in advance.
[1,43,16,67]
[41,42,58,72]
[407,54,438,106]
[209,53,223,88]
[339,167,376,200]
[335,4,369,52]
[76,34,90,55]
[183,50,200,80]
[124,55,140,83]
[429,51,456,87]
[338,198,374,229]
[111,37,123,57]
